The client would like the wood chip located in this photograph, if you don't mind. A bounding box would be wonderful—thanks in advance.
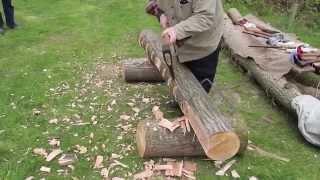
[120,115,131,121]
[58,154,77,166]
[249,176,259,180]
[111,153,122,159]
[48,138,60,147]
[94,155,104,169]
[100,168,109,178]
[165,161,183,177]
[248,144,290,162]
[46,149,63,162]
[133,169,153,180]
[183,161,197,172]
[112,177,125,180]
[215,160,237,176]
[132,107,140,113]
[33,148,48,158]
[40,166,51,173]
[25,176,35,180]
[113,160,128,168]
[152,106,164,121]
[154,164,173,171]
[49,119,58,124]
[111,100,117,106]
[75,145,88,154]
[158,119,180,132]
[231,170,240,178]
[127,103,135,107]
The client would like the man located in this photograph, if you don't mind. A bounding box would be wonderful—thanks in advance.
[0,0,17,34]
[145,0,224,93]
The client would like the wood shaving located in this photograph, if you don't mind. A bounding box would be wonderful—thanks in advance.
[94,155,104,169]
[248,144,290,162]
[58,154,77,166]
[49,119,58,124]
[249,176,259,180]
[112,177,125,180]
[215,160,237,176]
[33,148,48,158]
[127,103,135,107]
[46,149,63,162]
[75,145,88,154]
[40,166,51,173]
[158,119,180,132]
[25,176,34,180]
[120,115,130,121]
[231,170,240,178]
[133,169,153,180]
[48,138,60,147]
[154,165,173,171]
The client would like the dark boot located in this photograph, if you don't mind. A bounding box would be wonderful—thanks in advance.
[2,0,16,28]
[0,12,4,34]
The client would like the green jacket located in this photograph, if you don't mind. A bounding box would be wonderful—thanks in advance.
[150,0,224,62]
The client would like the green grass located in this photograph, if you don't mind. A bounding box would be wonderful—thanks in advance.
[0,0,320,179]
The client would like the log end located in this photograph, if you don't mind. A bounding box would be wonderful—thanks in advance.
[207,132,240,161]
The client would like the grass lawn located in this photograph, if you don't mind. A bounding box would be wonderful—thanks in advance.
[0,0,320,179]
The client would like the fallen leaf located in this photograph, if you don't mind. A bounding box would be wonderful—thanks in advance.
[46,149,63,162]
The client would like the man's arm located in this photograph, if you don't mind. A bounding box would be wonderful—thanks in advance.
[174,0,218,40]
[145,0,164,21]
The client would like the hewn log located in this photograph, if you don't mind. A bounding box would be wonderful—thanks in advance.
[139,30,241,161]
[136,117,248,158]
[136,118,205,158]
[122,59,164,83]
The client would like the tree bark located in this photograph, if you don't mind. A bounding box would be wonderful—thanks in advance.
[136,117,248,158]
[122,59,164,83]
[139,30,241,161]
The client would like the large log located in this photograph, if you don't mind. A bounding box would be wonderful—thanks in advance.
[136,118,205,158]
[136,118,248,158]
[139,30,241,161]
[122,59,164,83]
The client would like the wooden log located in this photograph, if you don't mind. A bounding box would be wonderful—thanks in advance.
[136,117,248,158]
[136,118,205,158]
[287,69,320,88]
[139,30,241,161]
[122,59,164,82]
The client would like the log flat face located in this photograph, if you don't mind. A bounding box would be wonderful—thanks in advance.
[139,30,241,160]
[136,119,205,158]
[122,59,164,82]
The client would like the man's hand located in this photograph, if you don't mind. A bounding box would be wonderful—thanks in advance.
[160,14,169,29]
[162,27,177,45]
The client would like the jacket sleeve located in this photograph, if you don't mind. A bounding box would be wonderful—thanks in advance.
[174,0,217,40]
[145,0,164,20]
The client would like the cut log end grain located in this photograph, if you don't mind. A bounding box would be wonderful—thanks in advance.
[208,132,240,161]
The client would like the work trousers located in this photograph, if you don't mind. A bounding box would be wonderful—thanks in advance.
[184,43,221,93]
[0,0,15,28]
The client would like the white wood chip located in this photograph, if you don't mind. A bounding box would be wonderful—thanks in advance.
[25,176,34,180]
[249,176,259,180]
[33,148,48,158]
[120,115,130,121]
[94,155,104,169]
[215,160,237,176]
[231,170,240,178]
[46,149,63,162]
[40,166,51,173]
